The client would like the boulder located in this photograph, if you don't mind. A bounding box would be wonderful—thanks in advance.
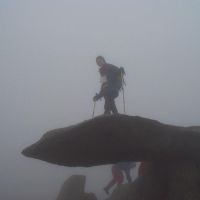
[56,175,97,200]
[22,115,200,167]
[56,175,85,200]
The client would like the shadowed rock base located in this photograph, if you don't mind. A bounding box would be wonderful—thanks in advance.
[107,161,200,200]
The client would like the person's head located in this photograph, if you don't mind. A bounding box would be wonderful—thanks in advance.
[96,56,106,67]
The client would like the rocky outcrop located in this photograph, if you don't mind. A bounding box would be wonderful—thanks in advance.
[107,161,200,200]
[22,115,200,167]
[107,124,200,200]
[56,175,97,200]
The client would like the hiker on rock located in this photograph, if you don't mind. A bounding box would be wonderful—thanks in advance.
[103,162,136,195]
[93,56,125,115]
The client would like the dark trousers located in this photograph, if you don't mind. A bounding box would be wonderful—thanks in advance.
[104,96,118,114]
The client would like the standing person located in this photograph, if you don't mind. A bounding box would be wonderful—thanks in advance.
[93,56,125,115]
[103,162,136,195]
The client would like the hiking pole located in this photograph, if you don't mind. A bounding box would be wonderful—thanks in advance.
[122,87,126,114]
[92,101,96,118]
[121,70,126,114]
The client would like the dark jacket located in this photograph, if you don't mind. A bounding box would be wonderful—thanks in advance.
[99,64,121,85]
[98,64,122,98]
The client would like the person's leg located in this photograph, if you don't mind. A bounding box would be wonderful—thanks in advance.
[104,97,112,115]
[124,169,132,183]
[110,99,118,114]
[112,165,123,186]
[103,179,115,194]
[103,165,124,194]
[103,165,117,194]
[110,89,119,114]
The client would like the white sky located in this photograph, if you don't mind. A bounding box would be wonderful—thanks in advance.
[0,0,200,199]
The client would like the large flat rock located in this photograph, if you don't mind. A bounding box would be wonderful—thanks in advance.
[22,115,200,167]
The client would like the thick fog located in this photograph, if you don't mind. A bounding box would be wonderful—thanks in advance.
[0,0,200,199]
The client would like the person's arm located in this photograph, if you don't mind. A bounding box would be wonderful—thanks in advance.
[93,84,104,101]
[93,67,108,101]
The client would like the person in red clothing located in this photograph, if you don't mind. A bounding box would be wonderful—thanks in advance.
[93,56,125,115]
[103,162,136,195]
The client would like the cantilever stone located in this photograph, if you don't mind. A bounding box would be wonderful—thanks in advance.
[22,114,200,167]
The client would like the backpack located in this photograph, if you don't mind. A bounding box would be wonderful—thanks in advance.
[100,65,125,92]
[116,67,126,91]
